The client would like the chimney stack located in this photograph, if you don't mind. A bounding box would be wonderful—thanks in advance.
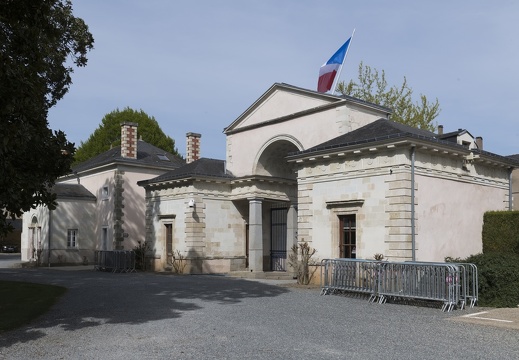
[475,136,483,150]
[186,132,201,164]
[438,125,443,135]
[121,122,138,159]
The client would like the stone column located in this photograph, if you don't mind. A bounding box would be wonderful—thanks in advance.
[286,203,298,273]
[248,198,263,272]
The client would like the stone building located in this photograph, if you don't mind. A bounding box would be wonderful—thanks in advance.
[139,83,519,273]
[21,122,184,265]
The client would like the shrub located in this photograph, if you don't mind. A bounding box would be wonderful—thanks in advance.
[172,250,187,274]
[288,242,317,285]
[449,252,519,308]
[482,211,519,254]
[133,241,151,271]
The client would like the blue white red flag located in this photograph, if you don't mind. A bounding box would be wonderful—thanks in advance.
[317,37,351,93]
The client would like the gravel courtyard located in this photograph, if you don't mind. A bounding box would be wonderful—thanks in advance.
[1,267,518,360]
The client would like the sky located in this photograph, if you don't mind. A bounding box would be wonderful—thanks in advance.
[48,0,519,159]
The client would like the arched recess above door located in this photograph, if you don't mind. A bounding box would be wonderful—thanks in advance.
[253,135,303,180]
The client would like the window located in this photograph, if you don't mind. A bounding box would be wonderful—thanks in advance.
[157,154,170,161]
[102,227,109,250]
[339,215,356,258]
[101,186,109,199]
[67,229,78,248]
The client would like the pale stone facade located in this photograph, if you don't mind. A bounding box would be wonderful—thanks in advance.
[291,142,511,263]
[20,84,517,269]
[140,83,518,274]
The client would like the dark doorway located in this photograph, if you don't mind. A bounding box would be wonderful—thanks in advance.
[245,224,249,269]
[271,207,288,271]
[165,223,173,265]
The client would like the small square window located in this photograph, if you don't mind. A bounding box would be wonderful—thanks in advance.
[102,186,109,199]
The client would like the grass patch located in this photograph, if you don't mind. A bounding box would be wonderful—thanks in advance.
[0,281,67,333]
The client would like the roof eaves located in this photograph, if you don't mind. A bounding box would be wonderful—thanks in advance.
[287,132,472,160]
[139,173,233,187]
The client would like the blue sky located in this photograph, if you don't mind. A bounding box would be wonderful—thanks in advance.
[48,0,519,159]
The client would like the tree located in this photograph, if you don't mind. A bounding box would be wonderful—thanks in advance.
[336,62,440,131]
[73,107,181,164]
[0,0,94,235]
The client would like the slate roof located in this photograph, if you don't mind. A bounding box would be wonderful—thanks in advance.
[72,140,185,173]
[52,183,96,200]
[138,158,234,187]
[289,119,519,166]
[291,119,438,156]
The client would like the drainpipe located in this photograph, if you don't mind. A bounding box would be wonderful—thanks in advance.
[48,209,52,267]
[410,146,416,261]
[509,168,513,211]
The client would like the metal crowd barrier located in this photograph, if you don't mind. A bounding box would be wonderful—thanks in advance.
[405,261,478,309]
[94,250,136,273]
[320,258,478,312]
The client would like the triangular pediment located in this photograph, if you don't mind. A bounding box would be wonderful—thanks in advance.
[224,83,343,134]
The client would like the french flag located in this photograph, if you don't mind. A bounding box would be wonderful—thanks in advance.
[317,37,352,93]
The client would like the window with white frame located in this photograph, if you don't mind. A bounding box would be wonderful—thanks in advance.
[67,229,78,248]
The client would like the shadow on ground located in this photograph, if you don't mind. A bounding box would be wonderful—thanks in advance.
[0,269,290,348]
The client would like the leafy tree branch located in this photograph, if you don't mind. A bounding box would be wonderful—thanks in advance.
[336,62,440,131]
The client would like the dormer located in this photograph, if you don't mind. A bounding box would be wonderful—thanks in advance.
[437,127,480,150]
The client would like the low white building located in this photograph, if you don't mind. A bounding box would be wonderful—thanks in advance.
[139,83,519,274]
[21,122,184,265]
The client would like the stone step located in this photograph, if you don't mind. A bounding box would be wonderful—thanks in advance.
[228,271,296,280]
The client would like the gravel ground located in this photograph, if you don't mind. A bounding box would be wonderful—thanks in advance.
[1,268,518,360]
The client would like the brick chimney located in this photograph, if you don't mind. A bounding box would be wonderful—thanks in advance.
[121,122,138,159]
[437,125,443,135]
[186,132,201,164]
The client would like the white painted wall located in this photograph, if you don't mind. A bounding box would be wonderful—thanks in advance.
[416,174,508,261]
[21,198,96,264]
[227,95,386,177]
[60,166,174,251]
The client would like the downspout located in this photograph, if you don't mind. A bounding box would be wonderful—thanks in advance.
[410,146,416,261]
[509,168,513,211]
[48,209,52,267]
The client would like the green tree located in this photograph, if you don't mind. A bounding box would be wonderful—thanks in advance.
[336,62,440,131]
[0,0,94,235]
[73,107,181,164]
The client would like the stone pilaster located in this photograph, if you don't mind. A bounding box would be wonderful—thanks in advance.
[385,171,414,260]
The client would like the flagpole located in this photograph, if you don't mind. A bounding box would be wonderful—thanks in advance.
[331,28,356,94]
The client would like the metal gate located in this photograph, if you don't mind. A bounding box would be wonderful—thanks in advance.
[270,206,288,271]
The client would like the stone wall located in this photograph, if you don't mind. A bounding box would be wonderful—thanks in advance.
[295,145,511,263]
[144,180,246,273]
